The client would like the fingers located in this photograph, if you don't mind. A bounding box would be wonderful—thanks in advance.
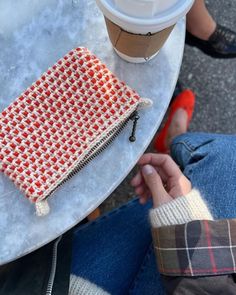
[131,153,192,207]
[130,170,143,187]
[139,191,150,205]
[141,165,173,208]
[135,185,151,204]
[131,153,186,207]
[138,153,182,179]
[131,171,151,204]
[135,185,146,196]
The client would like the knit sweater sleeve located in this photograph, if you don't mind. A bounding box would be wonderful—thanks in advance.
[69,274,110,295]
[149,188,213,228]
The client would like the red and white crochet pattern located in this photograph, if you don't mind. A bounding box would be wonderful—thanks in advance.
[0,47,141,210]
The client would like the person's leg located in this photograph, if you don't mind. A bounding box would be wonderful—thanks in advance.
[186,0,236,57]
[128,245,165,295]
[186,0,216,40]
[171,132,236,219]
[71,198,163,295]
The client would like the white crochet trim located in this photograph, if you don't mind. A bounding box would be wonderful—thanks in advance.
[137,98,153,110]
[35,200,50,216]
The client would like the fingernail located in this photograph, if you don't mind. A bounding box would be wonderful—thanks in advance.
[142,165,153,175]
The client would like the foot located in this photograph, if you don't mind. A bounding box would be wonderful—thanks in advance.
[165,109,188,150]
[186,24,236,58]
[154,89,195,154]
[187,18,216,41]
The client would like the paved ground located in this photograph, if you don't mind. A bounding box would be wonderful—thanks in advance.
[101,0,236,213]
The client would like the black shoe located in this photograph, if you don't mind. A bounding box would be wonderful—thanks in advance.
[186,24,236,58]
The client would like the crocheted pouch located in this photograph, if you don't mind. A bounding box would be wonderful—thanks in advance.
[0,47,151,216]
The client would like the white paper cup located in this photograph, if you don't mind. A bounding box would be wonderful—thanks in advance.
[96,0,194,63]
[114,48,159,63]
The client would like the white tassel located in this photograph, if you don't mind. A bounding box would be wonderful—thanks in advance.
[138,98,153,110]
[35,199,50,216]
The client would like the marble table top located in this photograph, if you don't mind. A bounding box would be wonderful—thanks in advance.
[0,0,185,265]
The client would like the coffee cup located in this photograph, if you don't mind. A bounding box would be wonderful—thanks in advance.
[96,0,194,63]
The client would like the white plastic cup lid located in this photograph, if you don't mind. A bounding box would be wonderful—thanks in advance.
[114,0,179,18]
[96,0,194,34]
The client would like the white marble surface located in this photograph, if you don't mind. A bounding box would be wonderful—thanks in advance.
[0,0,185,265]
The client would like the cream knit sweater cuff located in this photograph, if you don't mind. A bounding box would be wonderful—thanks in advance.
[149,189,213,228]
[69,275,110,295]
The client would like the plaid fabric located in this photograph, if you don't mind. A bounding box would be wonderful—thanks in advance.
[152,219,236,276]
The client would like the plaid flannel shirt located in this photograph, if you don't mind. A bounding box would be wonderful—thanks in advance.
[152,219,236,276]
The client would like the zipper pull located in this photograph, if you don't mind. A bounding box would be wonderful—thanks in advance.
[129,111,140,142]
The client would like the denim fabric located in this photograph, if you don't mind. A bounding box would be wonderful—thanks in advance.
[71,132,236,294]
[171,132,236,219]
[71,198,163,295]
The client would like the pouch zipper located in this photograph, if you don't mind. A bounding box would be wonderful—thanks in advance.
[45,236,62,295]
[46,110,139,198]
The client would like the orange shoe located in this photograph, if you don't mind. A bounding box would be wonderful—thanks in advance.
[154,89,195,153]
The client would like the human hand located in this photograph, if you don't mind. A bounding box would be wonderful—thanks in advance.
[131,153,192,208]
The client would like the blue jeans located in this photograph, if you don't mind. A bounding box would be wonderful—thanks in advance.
[71,133,236,294]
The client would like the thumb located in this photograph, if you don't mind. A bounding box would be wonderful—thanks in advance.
[142,165,173,208]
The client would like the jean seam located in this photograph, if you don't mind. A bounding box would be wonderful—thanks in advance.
[73,197,139,235]
[171,140,196,153]
[128,243,154,294]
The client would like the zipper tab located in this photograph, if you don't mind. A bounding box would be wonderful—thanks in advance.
[129,111,140,142]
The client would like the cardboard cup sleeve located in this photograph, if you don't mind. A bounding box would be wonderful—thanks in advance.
[105,17,175,59]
